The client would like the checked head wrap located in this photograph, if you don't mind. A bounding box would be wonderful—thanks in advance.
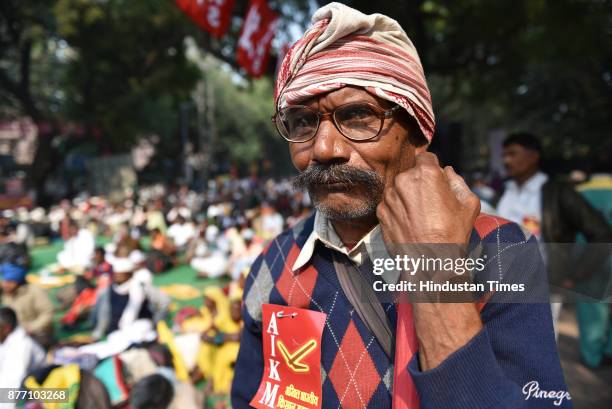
[275,2,435,142]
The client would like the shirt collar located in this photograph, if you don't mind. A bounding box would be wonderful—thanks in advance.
[292,211,380,272]
[507,171,548,193]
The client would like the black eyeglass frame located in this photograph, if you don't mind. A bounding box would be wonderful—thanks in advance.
[271,102,402,143]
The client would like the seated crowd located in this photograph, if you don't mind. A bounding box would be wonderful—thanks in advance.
[0,178,311,409]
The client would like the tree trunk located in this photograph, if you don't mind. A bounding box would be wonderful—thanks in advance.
[28,121,61,207]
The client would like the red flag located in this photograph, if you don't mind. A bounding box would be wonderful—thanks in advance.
[175,0,235,38]
[236,0,279,78]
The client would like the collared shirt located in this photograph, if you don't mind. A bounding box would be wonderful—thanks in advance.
[0,326,46,391]
[291,212,401,284]
[292,211,379,271]
[497,172,548,239]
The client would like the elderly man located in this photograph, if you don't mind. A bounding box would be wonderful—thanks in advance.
[232,3,569,409]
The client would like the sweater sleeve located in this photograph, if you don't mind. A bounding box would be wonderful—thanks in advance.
[408,303,571,409]
[407,236,572,409]
[231,255,266,408]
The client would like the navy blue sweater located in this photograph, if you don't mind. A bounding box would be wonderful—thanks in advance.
[232,214,572,408]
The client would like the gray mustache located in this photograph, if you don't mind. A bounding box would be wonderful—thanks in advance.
[293,164,384,192]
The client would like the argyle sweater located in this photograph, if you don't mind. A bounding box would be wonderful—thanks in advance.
[231,213,571,409]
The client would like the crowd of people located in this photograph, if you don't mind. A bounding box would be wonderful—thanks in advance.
[0,177,311,408]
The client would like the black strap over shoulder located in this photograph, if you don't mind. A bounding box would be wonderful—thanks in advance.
[332,253,394,359]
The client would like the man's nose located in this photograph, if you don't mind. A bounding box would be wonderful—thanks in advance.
[311,117,351,165]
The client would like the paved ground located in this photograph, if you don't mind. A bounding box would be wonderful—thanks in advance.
[558,305,612,408]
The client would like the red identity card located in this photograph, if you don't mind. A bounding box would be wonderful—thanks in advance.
[250,304,327,409]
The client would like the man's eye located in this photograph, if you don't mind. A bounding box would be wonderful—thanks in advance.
[290,113,315,129]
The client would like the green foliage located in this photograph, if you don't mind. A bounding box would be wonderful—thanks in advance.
[53,0,201,149]
[206,64,291,173]
[0,0,300,182]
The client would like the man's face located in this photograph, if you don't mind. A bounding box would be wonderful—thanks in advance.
[289,86,426,221]
[93,251,105,265]
[502,144,540,179]
[1,279,19,295]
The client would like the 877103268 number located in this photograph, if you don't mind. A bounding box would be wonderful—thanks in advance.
[0,388,69,403]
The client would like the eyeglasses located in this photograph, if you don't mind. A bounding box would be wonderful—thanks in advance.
[272,102,401,143]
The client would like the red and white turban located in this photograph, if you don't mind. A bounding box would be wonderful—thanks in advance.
[275,2,435,142]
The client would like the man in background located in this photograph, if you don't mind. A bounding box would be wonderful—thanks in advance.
[167,215,196,252]
[57,220,95,273]
[0,306,46,404]
[130,374,174,409]
[497,132,611,333]
[92,257,153,339]
[1,263,54,347]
